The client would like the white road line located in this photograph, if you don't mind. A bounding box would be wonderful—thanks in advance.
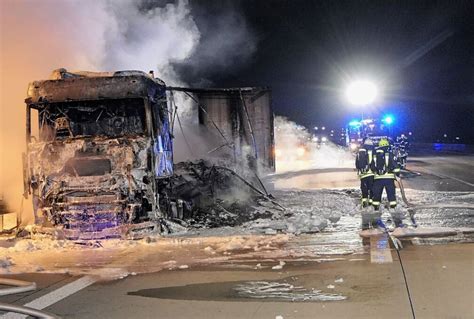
[435,173,474,187]
[370,234,393,264]
[1,276,97,319]
[421,168,474,187]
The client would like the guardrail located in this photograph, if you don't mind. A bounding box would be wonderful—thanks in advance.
[411,143,474,154]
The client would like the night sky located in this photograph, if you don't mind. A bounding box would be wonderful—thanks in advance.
[175,0,474,143]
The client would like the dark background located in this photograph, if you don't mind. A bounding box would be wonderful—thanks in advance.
[173,0,474,143]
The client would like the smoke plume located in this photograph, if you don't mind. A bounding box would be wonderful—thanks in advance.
[274,116,353,173]
[0,0,255,221]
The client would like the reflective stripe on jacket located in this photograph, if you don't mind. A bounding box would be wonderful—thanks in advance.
[356,148,374,179]
[372,147,400,180]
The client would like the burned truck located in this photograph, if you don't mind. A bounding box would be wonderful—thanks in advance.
[23,69,173,238]
[23,69,277,239]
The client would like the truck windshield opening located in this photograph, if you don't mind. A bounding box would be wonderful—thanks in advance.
[36,98,147,140]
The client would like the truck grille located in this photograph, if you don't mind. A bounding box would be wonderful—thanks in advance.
[55,193,128,232]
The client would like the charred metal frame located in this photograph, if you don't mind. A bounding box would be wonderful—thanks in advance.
[22,70,275,239]
[166,86,275,172]
[23,70,173,239]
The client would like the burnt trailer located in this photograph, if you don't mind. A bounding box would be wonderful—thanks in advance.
[168,87,275,172]
[23,69,173,239]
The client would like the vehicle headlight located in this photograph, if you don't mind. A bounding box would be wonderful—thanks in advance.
[296,147,306,157]
[321,137,328,142]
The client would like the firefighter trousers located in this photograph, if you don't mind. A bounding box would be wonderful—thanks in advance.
[372,178,397,210]
[360,175,374,206]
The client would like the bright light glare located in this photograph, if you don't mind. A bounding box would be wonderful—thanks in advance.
[349,120,360,127]
[382,116,393,124]
[321,136,328,142]
[296,147,306,157]
[345,80,378,105]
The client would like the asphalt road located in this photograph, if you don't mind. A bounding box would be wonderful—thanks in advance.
[268,152,474,192]
[1,151,473,319]
[403,154,474,191]
[1,244,472,319]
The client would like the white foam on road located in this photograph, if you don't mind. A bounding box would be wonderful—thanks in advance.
[2,276,97,319]
[233,281,347,301]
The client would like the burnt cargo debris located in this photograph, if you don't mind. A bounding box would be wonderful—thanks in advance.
[161,160,281,229]
[22,69,277,239]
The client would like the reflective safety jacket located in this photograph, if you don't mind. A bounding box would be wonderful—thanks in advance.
[371,146,401,179]
[396,136,409,147]
[355,147,374,179]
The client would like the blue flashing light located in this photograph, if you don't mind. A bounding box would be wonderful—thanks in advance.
[349,120,360,127]
[382,115,394,125]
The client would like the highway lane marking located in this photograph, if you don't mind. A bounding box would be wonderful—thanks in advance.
[1,276,97,319]
[412,167,474,188]
[370,234,393,264]
[428,171,474,187]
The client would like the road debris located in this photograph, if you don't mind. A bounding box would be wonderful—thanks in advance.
[272,261,286,270]
[163,160,283,229]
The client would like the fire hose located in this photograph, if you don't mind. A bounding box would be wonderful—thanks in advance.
[0,278,60,318]
[0,278,36,296]
[0,302,60,319]
[396,172,474,227]
[395,177,417,227]
[376,219,416,319]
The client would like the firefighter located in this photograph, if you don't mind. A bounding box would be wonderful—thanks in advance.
[371,138,404,227]
[355,138,375,208]
[395,134,409,168]
[397,133,409,150]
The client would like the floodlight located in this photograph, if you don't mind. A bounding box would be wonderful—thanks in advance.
[345,80,378,105]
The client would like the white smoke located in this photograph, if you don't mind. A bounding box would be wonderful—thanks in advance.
[0,0,255,220]
[101,0,200,84]
[274,116,353,173]
[16,0,200,85]
[171,1,257,86]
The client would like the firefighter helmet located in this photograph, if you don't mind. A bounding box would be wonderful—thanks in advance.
[378,138,389,147]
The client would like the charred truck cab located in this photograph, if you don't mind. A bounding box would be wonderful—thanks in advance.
[23,69,173,239]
